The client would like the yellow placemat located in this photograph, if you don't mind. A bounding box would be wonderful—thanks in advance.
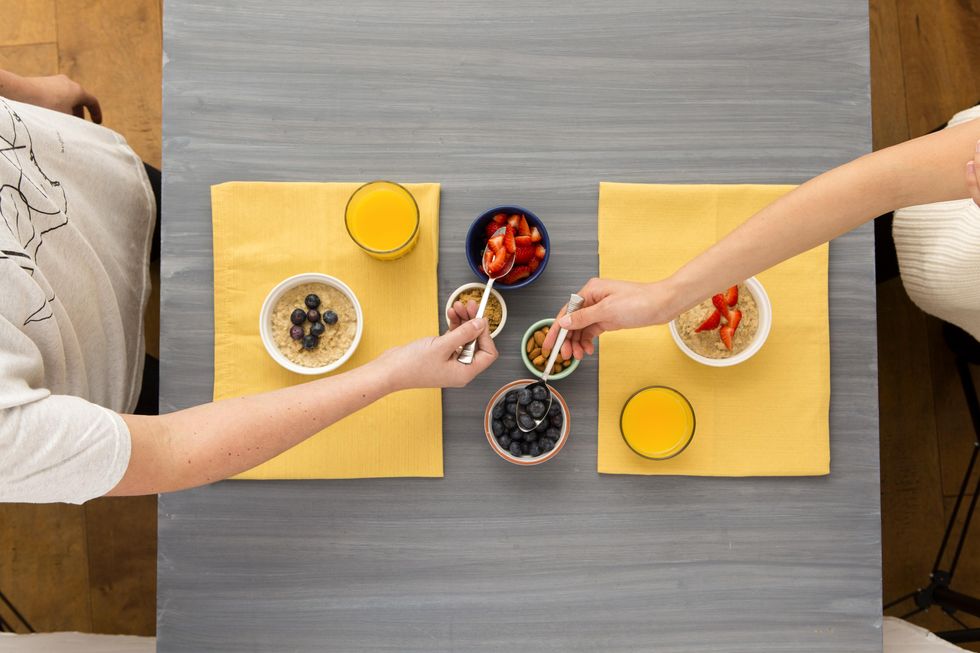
[211,182,442,479]
[598,182,830,476]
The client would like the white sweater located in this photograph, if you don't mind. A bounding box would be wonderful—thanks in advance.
[894,105,980,341]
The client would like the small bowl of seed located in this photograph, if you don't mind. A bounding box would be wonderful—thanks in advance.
[444,282,507,338]
[521,319,580,380]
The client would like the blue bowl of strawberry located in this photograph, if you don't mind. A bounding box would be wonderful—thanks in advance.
[465,206,550,289]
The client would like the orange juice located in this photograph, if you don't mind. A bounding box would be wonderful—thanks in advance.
[620,386,695,460]
[344,181,420,260]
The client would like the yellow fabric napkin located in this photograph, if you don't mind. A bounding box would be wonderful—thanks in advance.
[598,182,830,476]
[211,182,442,479]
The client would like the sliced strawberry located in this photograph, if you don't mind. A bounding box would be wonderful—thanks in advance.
[725,285,738,307]
[534,245,547,260]
[530,226,542,243]
[719,325,734,351]
[500,264,530,285]
[728,309,742,333]
[503,228,516,254]
[507,214,521,230]
[492,212,508,224]
[515,244,535,264]
[515,235,532,247]
[487,235,504,252]
[482,249,494,273]
[518,214,531,237]
[528,257,540,273]
[711,294,731,321]
[485,221,502,238]
[486,248,511,276]
[695,309,721,332]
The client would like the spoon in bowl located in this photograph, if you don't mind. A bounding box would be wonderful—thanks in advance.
[517,293,584,431]
[457,226,515,364]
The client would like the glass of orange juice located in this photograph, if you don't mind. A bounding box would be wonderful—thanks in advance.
[620,386,695,460]
[344,180,420,260]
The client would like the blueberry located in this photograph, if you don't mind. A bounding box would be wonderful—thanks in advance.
[502,415,516,430]
[508,441,523,457]
[517,388,533,406]
[491,419,504,437]
[323,310,338,325]
[498,435,512,448]
[289,325,304,340]
[528,400,546,419]
[307,309,321,323]
[524,429,539,442]
[532,385,549,402]
[302,334,319,349]
[510,429,523,442]
[517,413,536,431]
[492,402,505,419]
[507,402,518,416]
[548,402,561,416]
[528,442,542,457]
[310,321,325,336]
[546,427,561,440]
[550,414,563,428]
[505,390,518,404]
[521,441,532,455]
[535,419,549,433]
[290,308,307,325]
[305,294,321,309]
[540,438,555,452]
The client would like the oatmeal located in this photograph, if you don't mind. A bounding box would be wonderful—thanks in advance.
[271,282,357,368]
[454,288,503,333]
[675,283,759,358]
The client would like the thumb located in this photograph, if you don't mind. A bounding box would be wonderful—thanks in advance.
[441,317,487,350]
[557,303,603,331]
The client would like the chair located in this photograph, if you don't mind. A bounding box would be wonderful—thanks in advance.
[877,209,980,644]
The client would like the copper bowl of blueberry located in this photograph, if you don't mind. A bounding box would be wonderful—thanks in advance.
[484,379,570,466]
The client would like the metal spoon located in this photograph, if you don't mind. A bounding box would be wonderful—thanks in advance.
[457,226,515,364]
[517,293,584,431]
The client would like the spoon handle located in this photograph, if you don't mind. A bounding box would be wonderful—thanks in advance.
[456,279,495,365]
[542,293,584,380]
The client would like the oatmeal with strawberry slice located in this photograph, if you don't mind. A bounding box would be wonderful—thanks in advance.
[676,283,759,358]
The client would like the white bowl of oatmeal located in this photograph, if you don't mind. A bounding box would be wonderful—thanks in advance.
[259,273,363,375]
[669,276,771,367]
[444,282,507,338]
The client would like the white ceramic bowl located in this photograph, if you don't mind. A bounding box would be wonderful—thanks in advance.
[669,276,772,367]
[259,273,364,375]
[444,282,507,338]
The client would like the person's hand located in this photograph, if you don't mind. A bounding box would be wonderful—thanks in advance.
[383,316,498,390]
[967,140,980,207]
[20,74,102,123]
[543,278,677,360]
[447,298,479,330]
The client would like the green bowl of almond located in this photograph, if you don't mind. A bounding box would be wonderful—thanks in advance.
[521,319,580,381]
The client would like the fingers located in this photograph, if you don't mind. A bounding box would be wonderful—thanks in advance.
[441,317,488,352]
[542,304,566,351]
[448,300,465,329]
[81,90,102,124]
[557,302,603,332]
[465,299,478,319]
[468,322,499,375]
[968,141,980,207]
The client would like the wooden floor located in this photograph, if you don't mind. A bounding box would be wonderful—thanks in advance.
[0,0,978,644]
[0,0,161,637]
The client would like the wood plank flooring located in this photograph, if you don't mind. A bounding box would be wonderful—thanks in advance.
[0,0,977,643]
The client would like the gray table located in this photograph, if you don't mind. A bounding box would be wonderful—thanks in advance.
[159,2,880,651]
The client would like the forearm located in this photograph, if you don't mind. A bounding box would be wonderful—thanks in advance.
[113,359,397,495]
[664,120,980,316]
[0,69,35,104]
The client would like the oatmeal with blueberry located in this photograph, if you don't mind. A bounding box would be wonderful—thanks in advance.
[271,283,357,368]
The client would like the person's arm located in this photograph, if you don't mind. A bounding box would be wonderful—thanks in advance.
[547,122,980,359]
[0,68,102,122]
[108,315,494,496]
